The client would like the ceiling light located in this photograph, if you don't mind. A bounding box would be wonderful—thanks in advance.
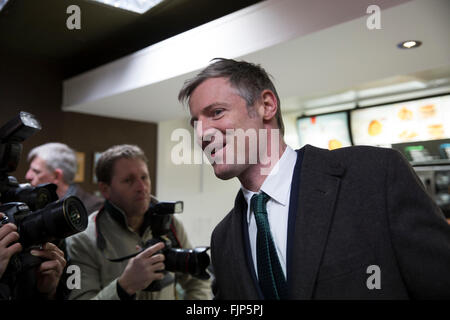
[357,86,450,108]
[303,102,356,116]
[304,91,356,109]
[90,0,164,14]
[357,81,426,98]
[398,40,422,49]
[0,0,10,12]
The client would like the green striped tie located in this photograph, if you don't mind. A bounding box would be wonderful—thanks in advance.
[251,192,288,299]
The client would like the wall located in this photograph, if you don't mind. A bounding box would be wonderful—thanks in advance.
[283,112,301,150]
[0,53,158,195]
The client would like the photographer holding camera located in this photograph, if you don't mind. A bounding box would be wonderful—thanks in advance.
[0,112,89,300]
[0,211,67,300]
[66,144,211,300]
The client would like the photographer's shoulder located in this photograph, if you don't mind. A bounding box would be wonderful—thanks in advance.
[170,215,189,246]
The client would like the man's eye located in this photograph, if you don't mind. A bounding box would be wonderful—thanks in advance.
[213,109,224,117]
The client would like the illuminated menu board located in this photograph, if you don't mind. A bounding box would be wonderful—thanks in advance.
[297,112,352,150]
[350,95,450,146]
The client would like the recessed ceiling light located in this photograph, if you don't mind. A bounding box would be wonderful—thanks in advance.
[0,0,10,12]
[398,40,422,49]
[90,0,164,14]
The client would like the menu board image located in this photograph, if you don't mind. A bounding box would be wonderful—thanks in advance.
[297,112,352,150]
[351,95,450,146]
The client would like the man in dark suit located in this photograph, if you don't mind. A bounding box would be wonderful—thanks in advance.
[178,58,450,299]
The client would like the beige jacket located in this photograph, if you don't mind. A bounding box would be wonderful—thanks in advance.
[66,203,211,300]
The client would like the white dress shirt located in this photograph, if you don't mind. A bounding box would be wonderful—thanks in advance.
[241,146,297,279]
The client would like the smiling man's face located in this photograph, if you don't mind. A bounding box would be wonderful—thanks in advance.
[189,77,266,181]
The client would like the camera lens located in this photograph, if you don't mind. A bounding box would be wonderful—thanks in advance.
[164,247,210,280]
[18,195,88,248]
[64,196,87,232]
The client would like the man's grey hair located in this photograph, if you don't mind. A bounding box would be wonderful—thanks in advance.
[178,58,285,135]
[27,142,77,184]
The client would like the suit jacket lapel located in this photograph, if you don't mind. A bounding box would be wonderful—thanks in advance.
[288,145,345,299]
[230,190,261,299]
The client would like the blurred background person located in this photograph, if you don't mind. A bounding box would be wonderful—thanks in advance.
[25,142,103,215]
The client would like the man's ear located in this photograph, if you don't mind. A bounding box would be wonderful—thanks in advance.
[53,168,65,184]
[98,181,110,200]
[260,90,278,122]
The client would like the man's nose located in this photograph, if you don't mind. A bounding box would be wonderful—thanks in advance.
[136,178,148,192]
[194,120,220,150]
[25,169,33,182]
[194,119,206,143]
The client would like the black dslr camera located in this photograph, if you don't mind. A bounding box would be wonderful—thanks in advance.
[109,200,210,291]
[0,112,88,277]
[147,200,210,279]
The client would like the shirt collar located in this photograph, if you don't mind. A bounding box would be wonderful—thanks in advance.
[104,200,153,235]
[64,184,77,198]
[241,146,297,207]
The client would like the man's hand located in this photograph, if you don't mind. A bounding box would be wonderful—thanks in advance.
[118,242,166,296]
[0,213,22,279]
[30,242,66,299]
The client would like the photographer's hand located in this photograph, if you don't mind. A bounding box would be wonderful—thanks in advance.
[118,242,166,296]
[30,242,66,299]
[0,213,22,279]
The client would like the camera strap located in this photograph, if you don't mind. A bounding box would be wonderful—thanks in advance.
[95,201,181,261]
[105,237,169,262]
[106,251,141,262]
[95,203,171,262]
